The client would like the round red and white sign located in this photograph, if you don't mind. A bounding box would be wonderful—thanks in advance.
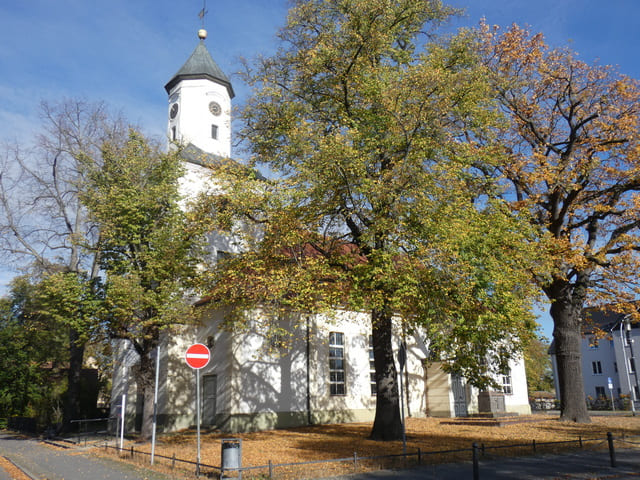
[185,343,210,369]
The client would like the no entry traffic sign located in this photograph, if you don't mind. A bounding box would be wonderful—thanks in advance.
[185,343,210,369]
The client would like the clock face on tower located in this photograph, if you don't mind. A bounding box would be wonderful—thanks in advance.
[170,103,179,119]
[209,101,222,116]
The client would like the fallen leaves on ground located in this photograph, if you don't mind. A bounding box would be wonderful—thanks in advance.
[0,455,32,480]
[96,414,640,479]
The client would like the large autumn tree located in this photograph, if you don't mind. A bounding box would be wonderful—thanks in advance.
[82,131,205,439]
[201,0,543,440]
[0,99,127,430]
[479,24,640,422]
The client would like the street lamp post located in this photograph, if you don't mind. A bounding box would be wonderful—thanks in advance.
[620,319,636,414]
[625,318,640,411]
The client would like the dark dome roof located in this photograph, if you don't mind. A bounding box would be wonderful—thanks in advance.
[165,41,235,98]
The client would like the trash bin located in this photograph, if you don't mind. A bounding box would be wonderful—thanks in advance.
[221,438,242,479]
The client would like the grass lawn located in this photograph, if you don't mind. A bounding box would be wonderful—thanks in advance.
[100,414,640,479]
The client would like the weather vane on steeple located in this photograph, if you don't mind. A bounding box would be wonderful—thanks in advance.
[198,0,208,40]
[198,0,208,28]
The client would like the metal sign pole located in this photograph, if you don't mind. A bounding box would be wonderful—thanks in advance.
[196,368,202,475]
[398,342,407,455]
[120,366,127,452]
[185,342,210,476]
[151,346,160,465]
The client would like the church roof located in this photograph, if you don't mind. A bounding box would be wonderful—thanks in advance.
[165,41,235,98]
[181,142,226,167]
[180,143,265,180]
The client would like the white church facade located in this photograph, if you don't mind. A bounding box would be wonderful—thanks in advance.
[110,31,531,434]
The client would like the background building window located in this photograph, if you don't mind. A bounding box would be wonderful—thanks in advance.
[592,361,602,375]
[211,124,218,139]
[630,358,636,373]
[369,335,376,396]
[595,386,606,398]
[329,332,345,395]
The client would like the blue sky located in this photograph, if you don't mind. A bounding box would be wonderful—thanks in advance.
[1,0,639,338]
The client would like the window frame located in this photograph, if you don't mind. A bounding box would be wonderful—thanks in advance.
[501,372,513,395]
[369,335,376,396]
[592,361,603,375]
[329,332,346,396]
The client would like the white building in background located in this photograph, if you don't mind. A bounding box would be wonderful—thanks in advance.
[551,309,640,409]
[111,30,531,434]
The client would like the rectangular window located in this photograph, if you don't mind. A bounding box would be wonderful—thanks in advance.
[630,358,636,373]
[329,332,345,395]
[369,335,376,396]
[595,386,606,398]
[211,124,218,139]
[171,126,177,141]
[501,373,513,395]
[592,361,602,375]
[635,385,640,400]
[614,362,618,373]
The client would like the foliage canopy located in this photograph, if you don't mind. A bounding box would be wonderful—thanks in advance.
[201,0,545,439]
[478,22,640,422]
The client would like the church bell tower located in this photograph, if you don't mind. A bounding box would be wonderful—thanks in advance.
[165,28,235,158]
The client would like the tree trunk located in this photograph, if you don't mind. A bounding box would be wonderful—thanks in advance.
[135,352,156,440]
[62,328,85,433]
[548,280,591,423]
[370,307,403,440]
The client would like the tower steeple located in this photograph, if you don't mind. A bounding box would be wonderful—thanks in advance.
[164,31,235,99]
[165,30,234,158]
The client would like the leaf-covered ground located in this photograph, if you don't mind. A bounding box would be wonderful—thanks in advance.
[99,415,640,479]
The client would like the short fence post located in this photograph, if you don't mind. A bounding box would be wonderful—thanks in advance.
[607,432,616,468]
[532,439,536,454]
[353,452,358,472]
[579,436,583,448]
[472,442,479,480]
[130,445,134,458]
[269,459,273,479]
[417,448,421,465]
[196,459,200,478]
[172,453,176,470]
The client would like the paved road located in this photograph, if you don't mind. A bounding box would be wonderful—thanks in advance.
[326,448,640,480]
[0,432,175,480]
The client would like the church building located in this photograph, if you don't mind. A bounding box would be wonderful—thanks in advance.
[110,29,531,434]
